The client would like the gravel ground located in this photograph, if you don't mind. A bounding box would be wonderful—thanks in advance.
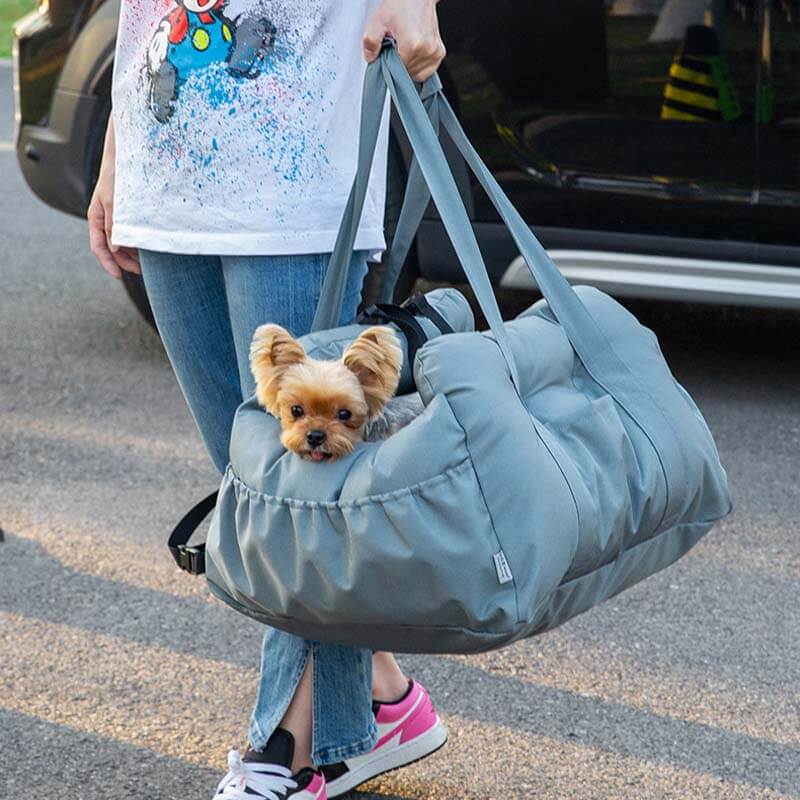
[1,64,799,799]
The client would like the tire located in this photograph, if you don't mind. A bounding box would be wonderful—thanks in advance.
[121,269,156,328]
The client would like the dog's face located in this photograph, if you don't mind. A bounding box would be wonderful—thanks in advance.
[249,324,402,461]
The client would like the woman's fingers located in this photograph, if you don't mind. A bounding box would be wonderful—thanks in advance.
[104,198,115,252]
[362,14,385,63]
[115,246,142,275]
[87,167,139,277]
[104,202,142,274]
[363,0,445,81]
[400,38,446,82]
[121,246,141,266]
[88,197,122,279]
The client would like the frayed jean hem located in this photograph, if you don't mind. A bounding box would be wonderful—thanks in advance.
[312,717,379,768]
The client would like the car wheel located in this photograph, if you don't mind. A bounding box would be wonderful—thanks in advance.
[121,269,157,329]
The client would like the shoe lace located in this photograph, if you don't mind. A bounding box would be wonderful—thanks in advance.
[215,750,298,800]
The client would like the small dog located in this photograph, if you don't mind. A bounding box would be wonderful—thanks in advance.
[250,323,421,461]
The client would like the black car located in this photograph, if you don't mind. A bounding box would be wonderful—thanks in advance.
[13,0,800,322]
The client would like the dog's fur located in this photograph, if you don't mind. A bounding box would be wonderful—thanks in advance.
[250,323,412,461]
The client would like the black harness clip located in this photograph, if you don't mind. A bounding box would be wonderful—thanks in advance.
[176,543,206,575]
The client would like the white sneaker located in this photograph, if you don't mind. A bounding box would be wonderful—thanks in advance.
[215,730,327,800]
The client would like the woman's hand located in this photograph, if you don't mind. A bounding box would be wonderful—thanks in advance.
[363,0,445,82]
[87,116,141,279]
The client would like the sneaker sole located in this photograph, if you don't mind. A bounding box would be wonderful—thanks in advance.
[326,717,448,798]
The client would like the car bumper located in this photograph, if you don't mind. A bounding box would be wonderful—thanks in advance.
[16,87,98,217]
[13,2,102,217]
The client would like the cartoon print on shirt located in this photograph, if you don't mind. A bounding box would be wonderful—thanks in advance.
[113,0,348,231]
[145,0,276,122]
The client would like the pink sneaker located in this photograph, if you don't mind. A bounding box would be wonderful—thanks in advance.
[322,679,447,798]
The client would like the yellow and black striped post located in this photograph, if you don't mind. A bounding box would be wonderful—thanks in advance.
[661,25,742,123]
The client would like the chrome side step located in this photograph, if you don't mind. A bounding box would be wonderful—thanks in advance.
[500,250,800,309]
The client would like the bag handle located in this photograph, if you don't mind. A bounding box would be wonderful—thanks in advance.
[376,69,613,368]
[377,47,522,386]
[377,79,440,304]
[433,96,613,366]
[313,42,521,388]
[318,40,619,380]
[311,51,391,335]
[311,49,439,330]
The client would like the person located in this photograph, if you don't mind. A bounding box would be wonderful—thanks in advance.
[87,1,447,797]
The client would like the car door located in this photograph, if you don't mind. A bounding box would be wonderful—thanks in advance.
[754,0,800,266]
[432,0,759,278]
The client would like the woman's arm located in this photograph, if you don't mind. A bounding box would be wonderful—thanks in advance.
[87,113,142,278]
[362,0,445,82]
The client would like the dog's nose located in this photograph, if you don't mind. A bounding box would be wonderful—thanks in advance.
[306,429,327,448]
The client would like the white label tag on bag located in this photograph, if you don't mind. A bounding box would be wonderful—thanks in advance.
[493,550,513,584]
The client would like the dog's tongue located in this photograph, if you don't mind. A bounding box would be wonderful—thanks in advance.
[311,451,326,462]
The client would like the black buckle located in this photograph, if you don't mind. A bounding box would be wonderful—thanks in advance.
[357,304,382,324]
[177,544,205,575]
[167,491,216,577]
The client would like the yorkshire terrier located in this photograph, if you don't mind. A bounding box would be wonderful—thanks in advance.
[250,323,422,462]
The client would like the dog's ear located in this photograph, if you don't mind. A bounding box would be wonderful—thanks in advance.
[249,324,306,414]
[342,326,402,419]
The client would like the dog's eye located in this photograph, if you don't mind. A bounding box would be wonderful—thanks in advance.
[337,409,352,421]
[291,405,304,418]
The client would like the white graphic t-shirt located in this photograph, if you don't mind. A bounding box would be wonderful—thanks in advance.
[110,0,388,255]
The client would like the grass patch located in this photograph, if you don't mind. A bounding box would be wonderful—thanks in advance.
[1,0,37,58]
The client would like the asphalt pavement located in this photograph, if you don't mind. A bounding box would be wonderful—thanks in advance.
[1,62,799,799]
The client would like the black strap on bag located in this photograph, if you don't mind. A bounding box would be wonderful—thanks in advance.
[167,490,217,575]
[402,292,454,336]
[356,292,454,365]
[357,302,428,364]
[168,293,453,576]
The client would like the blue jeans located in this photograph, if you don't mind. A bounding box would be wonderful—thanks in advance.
[139,250,379,766]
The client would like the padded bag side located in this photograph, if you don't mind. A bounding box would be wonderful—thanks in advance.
[524,287,732,537]
[205,390,521,654]
[413,324,582,640]
[433,93,732,637]
[395,54,732,642]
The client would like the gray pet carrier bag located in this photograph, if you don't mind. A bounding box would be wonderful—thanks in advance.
[170,44,732,654]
